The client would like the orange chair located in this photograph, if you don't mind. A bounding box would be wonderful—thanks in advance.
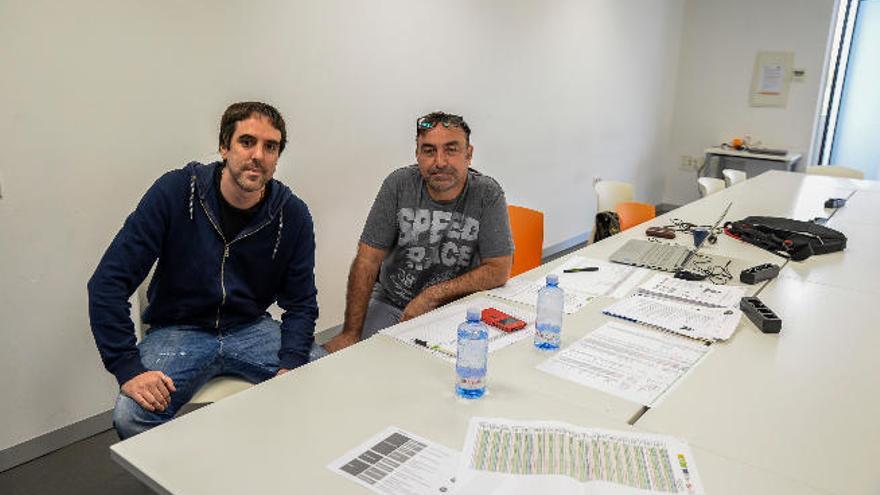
[507,205,544,277]
[615,201,655,231]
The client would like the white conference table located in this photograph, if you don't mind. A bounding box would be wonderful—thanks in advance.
[112,171,876,494]
[637,276,880,495]
[637,176,880,495]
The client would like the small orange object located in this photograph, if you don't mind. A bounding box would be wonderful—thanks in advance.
[731,138,744,149]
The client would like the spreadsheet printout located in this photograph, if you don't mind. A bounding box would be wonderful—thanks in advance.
[537,322,711,407]
[457,417,704,495]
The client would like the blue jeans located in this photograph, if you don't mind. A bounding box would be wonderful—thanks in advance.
[113,315,285,439]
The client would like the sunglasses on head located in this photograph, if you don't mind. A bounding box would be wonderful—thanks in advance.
[416,113,467,131]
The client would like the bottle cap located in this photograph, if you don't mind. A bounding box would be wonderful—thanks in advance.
[467,307,481,322]
[546,274,559,286]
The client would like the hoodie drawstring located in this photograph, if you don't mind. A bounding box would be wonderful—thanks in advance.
[189,174,196,221]
[272,209,284,260]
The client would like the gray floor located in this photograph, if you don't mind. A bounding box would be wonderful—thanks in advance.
[0,403,212,495]
[0,429,153,495]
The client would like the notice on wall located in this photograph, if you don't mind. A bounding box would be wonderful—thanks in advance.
[750,51,794,107]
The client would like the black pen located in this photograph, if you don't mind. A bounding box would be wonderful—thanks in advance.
[563,267,599,273]
[413,338,456,357]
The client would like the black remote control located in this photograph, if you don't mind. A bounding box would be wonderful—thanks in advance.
[740,263,780,284]
[740,297,782,333]
[824,198,847,208]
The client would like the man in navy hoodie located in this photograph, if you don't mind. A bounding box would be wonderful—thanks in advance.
[88,102,318,439]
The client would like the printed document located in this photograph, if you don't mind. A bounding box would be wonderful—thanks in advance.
[488,278,593,314]
[603,274,744,341]
[329,427,458,495]
[488,257,648,314]
[551,257,649,299]
[381,297,536,362]
[636,274,745,308]
[456,417,704,494]
[537,322,711,406]
[603,294,741,341]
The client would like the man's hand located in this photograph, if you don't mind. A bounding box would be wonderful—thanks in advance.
[276,368,290,376]
[323,332,359,353]
[121,371,176,412]
[401,289,440,322]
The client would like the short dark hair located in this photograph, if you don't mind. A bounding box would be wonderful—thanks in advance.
[218,102,287,154]
[416,111,471,144]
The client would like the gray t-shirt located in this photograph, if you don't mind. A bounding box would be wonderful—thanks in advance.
[361,165,514,309]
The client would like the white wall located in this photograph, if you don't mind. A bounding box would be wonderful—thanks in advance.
[0,0,685,452]
[663,0,838,204]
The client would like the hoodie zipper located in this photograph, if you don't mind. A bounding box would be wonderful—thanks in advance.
[198,196,277,329]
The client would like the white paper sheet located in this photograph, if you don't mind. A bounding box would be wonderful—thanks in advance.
[328,426,459,495]
[551,256,650,299]
[456,417,704,495]
[636,274,745,308]
[488,258,649,316]
[603,294,741,341]
[537,322,711,406]
[487,278,593,315]
[381,297,536,362]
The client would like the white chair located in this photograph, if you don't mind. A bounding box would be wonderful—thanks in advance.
[134,275,253,406]
[697,177,725,197]
[722,169,747,187]
[805,165,864,179]
[594,180,634,213]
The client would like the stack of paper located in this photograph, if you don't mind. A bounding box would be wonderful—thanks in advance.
[537,322,711,406]
[603,274,745,341]
[488,257,649,314]
[380,297,536,362]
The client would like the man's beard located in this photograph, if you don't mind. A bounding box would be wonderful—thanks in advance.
[228,163,269,193]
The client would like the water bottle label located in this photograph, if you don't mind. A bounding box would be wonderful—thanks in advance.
[534,323,561,350]
[456,339,488,369]
[458,376,484,388]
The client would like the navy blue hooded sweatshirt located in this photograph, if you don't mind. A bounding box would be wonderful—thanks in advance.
[88,162,318,386]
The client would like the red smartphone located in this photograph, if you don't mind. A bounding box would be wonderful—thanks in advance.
[481,308,527,332]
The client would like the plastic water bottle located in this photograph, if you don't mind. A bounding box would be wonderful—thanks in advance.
[456,307,488,399]
[534,274,564,350]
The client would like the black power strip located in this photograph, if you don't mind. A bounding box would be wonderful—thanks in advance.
[739,263,780,284]
[740,297,782,333]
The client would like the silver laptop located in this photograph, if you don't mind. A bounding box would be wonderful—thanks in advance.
[609,239,691,272]
[609,203,732,272]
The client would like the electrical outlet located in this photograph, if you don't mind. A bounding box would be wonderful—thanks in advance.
[679,155,702,171]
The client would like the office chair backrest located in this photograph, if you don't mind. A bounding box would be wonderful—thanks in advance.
[507,205,544,277]
[697,177,726,197]
[615,201,656,231]
[722,169,747,187]
[805,165,864,179]
[595,180,634,213]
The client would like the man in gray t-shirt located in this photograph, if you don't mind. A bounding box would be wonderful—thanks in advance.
[323,111,514,354]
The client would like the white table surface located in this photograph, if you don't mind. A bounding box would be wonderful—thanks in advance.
[111,171,878,494]
[636,276,880,495]
[826,188,880,225]
[112,333,839,495]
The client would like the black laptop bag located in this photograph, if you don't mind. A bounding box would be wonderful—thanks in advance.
[725,216,847,261]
